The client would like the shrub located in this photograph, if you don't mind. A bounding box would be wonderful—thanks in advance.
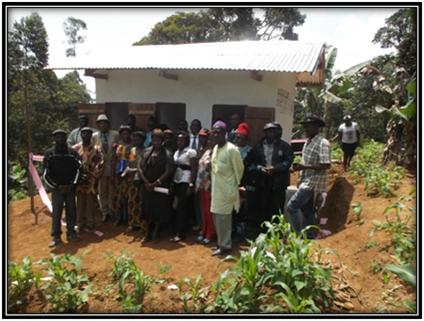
[8,257,40,311]
[39,254,91,312]
[350,141,405,197]
[7,161,28,202]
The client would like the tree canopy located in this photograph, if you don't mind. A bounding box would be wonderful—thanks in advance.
[8,13,90,166]
[133,8,306,45]
[63,16,87,57]
[373,8,417,76]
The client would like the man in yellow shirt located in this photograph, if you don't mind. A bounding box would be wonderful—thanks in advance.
[210,121,244,256]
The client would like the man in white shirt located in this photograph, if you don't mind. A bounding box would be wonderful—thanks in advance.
[338,115,360,172]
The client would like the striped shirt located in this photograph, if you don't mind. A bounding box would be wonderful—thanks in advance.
[298,134,331,194]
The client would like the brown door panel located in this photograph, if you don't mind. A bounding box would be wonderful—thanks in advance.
[245,107,275,146]
[77,103,106,128]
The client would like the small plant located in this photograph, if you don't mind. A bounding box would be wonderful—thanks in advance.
[106,250,135,281]
[8,257,40,311]
[349,141,405,197]
[157,262,172,275]
[351,202,364,224]
[108,251,152,313]
[385,264,416,313]
[7,161,28,202]
[382,271,391,285]
[374,200,416,265]
[364,240,379,249]
[179,275,207,313]
[206,215,334,313]
[39,254,91,312]
[370,260,382,274]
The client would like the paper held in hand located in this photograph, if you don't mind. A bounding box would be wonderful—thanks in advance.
[154,187,169,195]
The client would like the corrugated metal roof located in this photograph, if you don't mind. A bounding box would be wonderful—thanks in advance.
[48,40,324,74]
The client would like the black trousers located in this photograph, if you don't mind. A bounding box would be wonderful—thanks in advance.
[51,188,77,239]
[260,185,286,223]
[174,183,190,237]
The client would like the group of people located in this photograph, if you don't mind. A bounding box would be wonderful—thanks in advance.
[43,111,360,255]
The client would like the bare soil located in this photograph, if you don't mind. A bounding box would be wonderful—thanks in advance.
[7,164,416,314]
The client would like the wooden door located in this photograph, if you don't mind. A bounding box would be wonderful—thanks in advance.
[245,107,275,146]
[105,102,129,130]
[212,105,247,125]
[77,103,106,128]
[128,103,156,131]
[156,102,186,132]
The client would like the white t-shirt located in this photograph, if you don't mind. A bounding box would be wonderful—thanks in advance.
[338,122,359,144]
[173,147,197,183]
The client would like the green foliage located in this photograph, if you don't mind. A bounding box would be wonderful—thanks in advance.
[39,254,91,312]
[134,8,306,45]
[373,8,417,76]
[8,257,40,311]
[7,161,28,201]
[331,145,343,161]
[364,240,379,249]
[63,17,87,57]
[373,199,416,265]
[370,260,382,274]
[108,251,152,313]
[179,275,208,313]
[385,264,416,287]
[206,215,334,313]
[157,262,172,275]
[349,141,404,197]
[8,13,90,175]
[351,202,362,219]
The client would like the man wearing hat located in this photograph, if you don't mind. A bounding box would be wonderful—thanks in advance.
[92,114,120,222]
[67,115,97,147]
[72,127,104,232]
[251,122,293,227]
[43,129,82,247]
[338,115,360,172]
[210,120,244,256]
[288,113,331,239]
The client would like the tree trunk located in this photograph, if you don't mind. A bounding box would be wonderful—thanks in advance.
[403,118,416,170]
[383,119,403,165]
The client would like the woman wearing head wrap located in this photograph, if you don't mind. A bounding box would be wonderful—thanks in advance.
[139,129,174,243]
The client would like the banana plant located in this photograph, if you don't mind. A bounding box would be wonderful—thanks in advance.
[368,64,416,167]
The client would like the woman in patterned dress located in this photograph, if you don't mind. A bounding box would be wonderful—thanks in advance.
[124,131,145,232]
[112,125,133,225]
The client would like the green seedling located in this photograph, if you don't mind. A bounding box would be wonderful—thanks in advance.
[365,240,379,249]
[370,260,382,274]
[157,262,172,275]
[7,256,40,311]
[39,254,91,312]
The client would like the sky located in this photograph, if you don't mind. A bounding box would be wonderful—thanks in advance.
[8,6,400,99]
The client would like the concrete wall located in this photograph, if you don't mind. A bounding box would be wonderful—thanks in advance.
[95,69,296,142]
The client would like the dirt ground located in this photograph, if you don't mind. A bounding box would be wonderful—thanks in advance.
[7,164,417,314]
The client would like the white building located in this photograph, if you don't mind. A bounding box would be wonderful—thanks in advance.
[49,40,325,144]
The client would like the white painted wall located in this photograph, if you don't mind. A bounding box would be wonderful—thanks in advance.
[95,69,296,142]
